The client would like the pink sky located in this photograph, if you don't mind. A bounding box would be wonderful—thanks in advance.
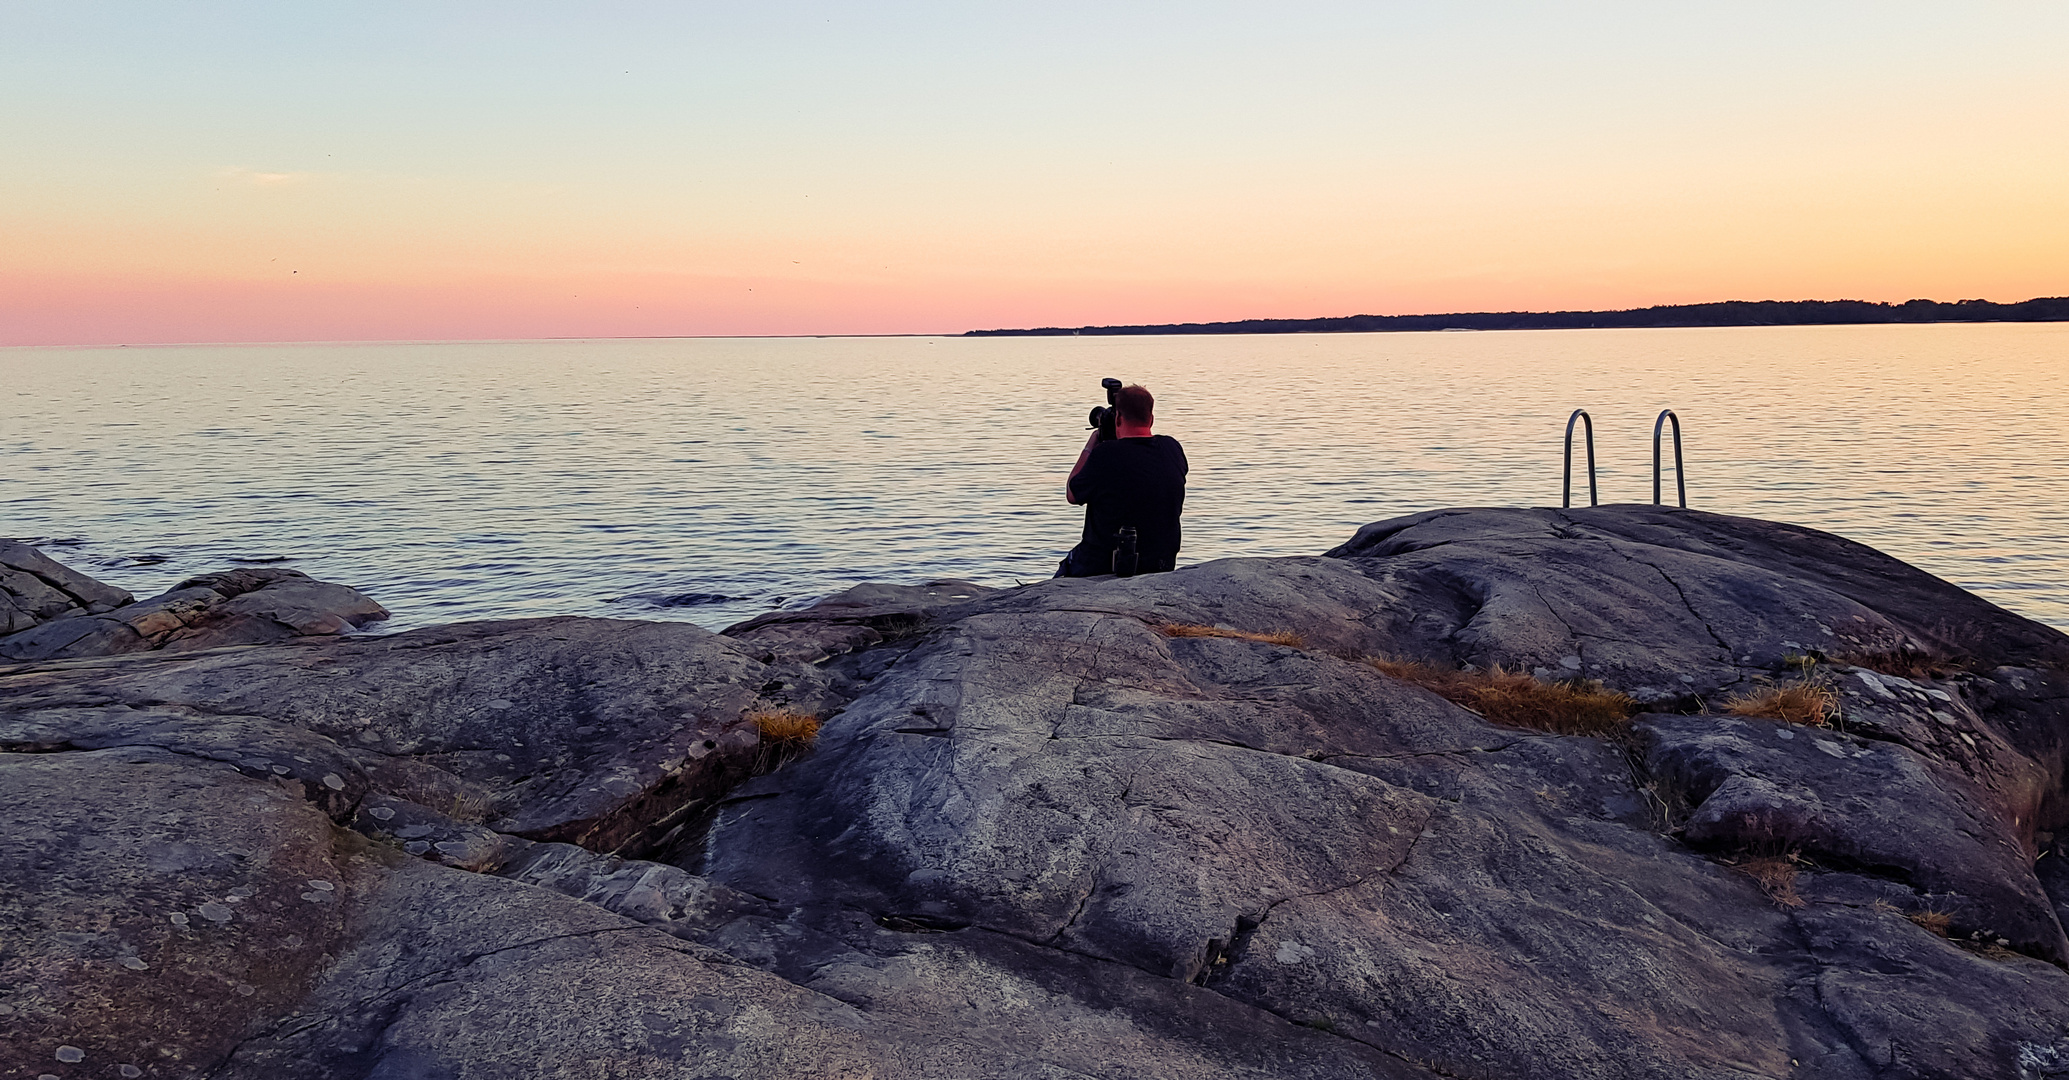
[5,3,2066,344]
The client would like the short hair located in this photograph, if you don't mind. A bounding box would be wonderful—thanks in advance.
[1115,384,1154,425]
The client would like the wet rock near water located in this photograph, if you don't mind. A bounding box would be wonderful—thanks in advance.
[0,565,388,662]
[0,540,133,636]
[724,578,998,663]
[4,505,2069,1079]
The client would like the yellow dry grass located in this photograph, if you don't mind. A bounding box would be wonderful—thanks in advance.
[1905,909,1954,937]
[1730,854,1806,908]
[1723,683,1839,727]
[750,710,823,747]
[1158,623,1305,648]
[444,791,496,824]
[1365,658,1635,737]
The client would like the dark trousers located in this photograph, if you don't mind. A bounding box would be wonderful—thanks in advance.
[1055,543,1177,578]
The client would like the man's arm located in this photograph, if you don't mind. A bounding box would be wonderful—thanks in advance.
[1064,430,1100,504]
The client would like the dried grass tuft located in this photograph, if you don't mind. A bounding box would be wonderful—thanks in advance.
[1724,683,1839,727]
[1835,647,1965,680]
[750,710,823,747]
[1731,854,1806,908]
[445,791,496,824]
[1366,658,1635,737]
[1905,909,1955,937]
[1158,623,1305,648]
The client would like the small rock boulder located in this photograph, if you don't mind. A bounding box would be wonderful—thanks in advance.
[0,540,132,634]
[0,568,387,662]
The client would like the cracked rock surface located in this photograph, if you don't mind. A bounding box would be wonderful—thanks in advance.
[5,505,2069,1079]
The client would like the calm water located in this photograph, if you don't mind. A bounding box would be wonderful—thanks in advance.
[4,324,2066,634]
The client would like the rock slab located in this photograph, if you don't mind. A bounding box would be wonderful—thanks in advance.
[5,505,2069,1079]
[0,567,388,662]
[0,541,132,635]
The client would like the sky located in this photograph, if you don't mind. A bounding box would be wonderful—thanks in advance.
[3,1,2066,344]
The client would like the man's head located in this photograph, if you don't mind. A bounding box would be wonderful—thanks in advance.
[1115,384,1154,433]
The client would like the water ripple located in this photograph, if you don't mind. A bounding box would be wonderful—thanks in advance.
[3,324,2064,633]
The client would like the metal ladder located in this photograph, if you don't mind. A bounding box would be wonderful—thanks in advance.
[1561,409,1687,508]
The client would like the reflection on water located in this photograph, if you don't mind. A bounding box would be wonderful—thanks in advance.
[4,323,2065,633]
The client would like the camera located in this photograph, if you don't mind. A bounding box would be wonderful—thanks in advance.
[1086,377,1125,442]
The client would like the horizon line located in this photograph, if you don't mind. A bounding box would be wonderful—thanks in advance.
[9,294,2068,349]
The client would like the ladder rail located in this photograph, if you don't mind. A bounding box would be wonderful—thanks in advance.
[1653,409,1686,508]
[1562,409,1598,508]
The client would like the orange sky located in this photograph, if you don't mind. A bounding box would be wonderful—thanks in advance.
[4,3,2066,344]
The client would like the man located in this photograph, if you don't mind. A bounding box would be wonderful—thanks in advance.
[1058,383,1188,577]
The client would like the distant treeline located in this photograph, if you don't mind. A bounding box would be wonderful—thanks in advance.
[964,296,2069,337]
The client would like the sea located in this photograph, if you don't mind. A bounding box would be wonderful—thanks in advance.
[5,323,2066,634]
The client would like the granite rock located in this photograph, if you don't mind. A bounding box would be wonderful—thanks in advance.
[1639,711,2066,960]
[0,745,356,1073]
[1327,505,2069,701]
[725,578,999,663]
[0,568,387,662]
[0,616,844,857]
[4,506,2068,1079]
[0,541,132,635]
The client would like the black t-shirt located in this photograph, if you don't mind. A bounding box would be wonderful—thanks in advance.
[1068,435,1188,562]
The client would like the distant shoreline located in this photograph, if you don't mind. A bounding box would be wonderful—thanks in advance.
[965,296,2069,337]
